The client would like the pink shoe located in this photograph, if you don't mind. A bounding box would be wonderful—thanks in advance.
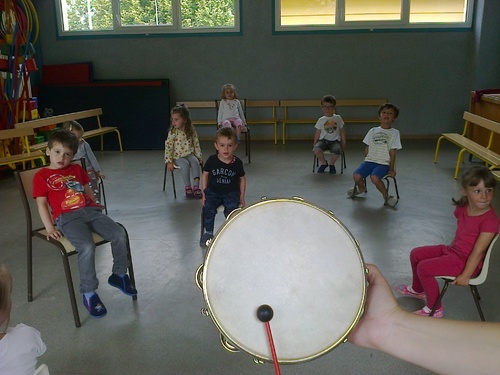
[414,306,444,318]
[394,284,426,300]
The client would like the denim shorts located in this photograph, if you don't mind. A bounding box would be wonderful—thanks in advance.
[312,139,342,155]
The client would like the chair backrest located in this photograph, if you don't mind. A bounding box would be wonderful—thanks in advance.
[470,233,499,285]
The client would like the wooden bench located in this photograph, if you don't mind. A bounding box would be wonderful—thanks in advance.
[280,99,387,144]
[492,170,500,182]
[175,100,252,163]
[434,111,500,179]
[245,100,280,144]
[175,101,217,127]
[15,108,123,152]
[0,127,46,170]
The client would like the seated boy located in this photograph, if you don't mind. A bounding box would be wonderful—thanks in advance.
[33,129,137,318]
[200,127,246,246]
[348,103,402,207]
[313,95,346,174]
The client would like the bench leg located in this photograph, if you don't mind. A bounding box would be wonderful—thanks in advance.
[454,149,467,179]
[433,136,445,163]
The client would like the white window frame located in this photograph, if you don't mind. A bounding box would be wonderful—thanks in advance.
[55,0,241,37]
[274,0,474,33]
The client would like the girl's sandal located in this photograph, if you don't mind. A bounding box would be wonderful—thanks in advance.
[185,188,194,198]
[193,188,202,199]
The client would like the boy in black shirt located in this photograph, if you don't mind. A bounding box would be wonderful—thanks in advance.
[200,128,246,246]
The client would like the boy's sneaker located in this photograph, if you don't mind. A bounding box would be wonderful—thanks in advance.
[385,195,399,207]
[414,305,444,318]
[394,284,426,300]
[108,274,138,296]
[347,187,365,198]
[83,293,107,318]
[317,164,328,174]
[329,165,337,174]
[200,232,213,247]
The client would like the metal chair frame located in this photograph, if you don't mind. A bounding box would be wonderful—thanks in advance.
[430,234,499,321]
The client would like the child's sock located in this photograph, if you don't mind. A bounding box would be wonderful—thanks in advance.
[408,285,418,294]
[84,291,96,304]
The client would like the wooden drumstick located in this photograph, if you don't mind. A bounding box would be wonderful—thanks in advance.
[257,304,281,375]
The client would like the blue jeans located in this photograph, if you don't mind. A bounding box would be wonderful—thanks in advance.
[56,207,130,293]
[202,188,240,233]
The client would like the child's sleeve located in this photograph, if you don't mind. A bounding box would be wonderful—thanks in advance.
[217,101,224,124]
[391,130,403,150]
[32,172,46,199]
[193,131,202,160]
[164,131,174,163]
[237,100,246,124]
[84,141,101,171]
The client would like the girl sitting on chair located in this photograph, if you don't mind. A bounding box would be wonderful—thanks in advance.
[165,105,203,199]
[217,83,246,144]
[395,165,500,318]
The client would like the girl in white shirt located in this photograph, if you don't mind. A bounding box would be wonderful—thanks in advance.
[217,83,246,143]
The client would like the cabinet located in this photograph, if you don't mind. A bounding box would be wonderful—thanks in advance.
[470,91,500,153]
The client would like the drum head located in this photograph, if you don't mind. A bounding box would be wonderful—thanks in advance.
[202,198,366,364]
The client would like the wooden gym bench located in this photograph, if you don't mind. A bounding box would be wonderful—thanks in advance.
[434,111,500,179]
[280,99,387,144]
[15,108,123,152]
[0,127,46,170]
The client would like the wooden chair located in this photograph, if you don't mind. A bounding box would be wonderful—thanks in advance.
[430,234,499,320]
[215,99,251,164]
[14,160,137,327]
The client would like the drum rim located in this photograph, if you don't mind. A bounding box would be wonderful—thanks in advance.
[201,197,367,364]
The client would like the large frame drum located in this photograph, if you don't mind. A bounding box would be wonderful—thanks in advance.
[196,197,367,364]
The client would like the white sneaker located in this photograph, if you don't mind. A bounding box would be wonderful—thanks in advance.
[385,195,398,207]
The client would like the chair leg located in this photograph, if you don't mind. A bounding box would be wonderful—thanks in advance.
[163,165,177,199]
[245,129,251,164]
[341,151,346,174]
[313,155,317,172]
[171,170,177,199]
[200,208,205,239]
[119,223,138,302]
[99,178,108,215]
[62,254,81,328]
[383,176,400,199]
[470,285,486,321]
[430,279,449,317]
[162,164,167,191]
[27,234,33,302]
